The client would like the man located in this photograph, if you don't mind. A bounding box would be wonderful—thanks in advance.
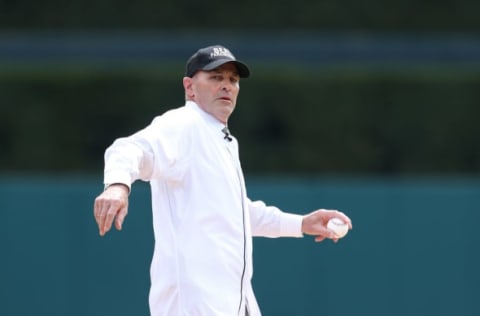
[93,45,352,316]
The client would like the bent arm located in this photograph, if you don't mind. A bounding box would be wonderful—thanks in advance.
[248,199,304,238]
[248,199,352,243]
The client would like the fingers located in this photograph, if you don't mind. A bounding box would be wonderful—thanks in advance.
[94,197,113,236]
[304,208,353,243]
[337,212,353,229]
[316,236,339,243]
[114,205,128,231]
[323,209,353,229]
[103,202,120,235]
[93,197,107,235]
[93,186,129,236]
[95,198,127,236]
[316,225,337,240]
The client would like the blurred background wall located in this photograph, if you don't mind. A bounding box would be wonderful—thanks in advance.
[1,1,480,315]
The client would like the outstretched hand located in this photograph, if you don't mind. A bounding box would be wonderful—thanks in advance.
[93,184,130,236]
[302,209,352,242]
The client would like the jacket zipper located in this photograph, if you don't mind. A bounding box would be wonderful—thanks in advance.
[224,142,247,315]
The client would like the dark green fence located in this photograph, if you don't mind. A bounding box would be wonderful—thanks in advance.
[2,176,479,315]
[2,67,480,174]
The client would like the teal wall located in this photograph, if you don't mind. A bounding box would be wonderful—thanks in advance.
[2,176,480,315]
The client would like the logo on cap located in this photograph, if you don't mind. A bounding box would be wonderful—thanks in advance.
[210,47,235,60]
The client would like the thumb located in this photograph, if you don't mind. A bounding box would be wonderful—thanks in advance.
[115,206,128,231]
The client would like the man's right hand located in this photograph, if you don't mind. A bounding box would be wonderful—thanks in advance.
[93,184,130,236]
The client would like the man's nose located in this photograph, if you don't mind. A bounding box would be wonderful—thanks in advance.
[221,80,233,91]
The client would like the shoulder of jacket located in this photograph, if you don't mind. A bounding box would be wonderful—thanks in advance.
[153,106,198,123]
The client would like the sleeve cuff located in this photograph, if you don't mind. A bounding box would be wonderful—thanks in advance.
[280,213,304,238]
[104,170,132,191]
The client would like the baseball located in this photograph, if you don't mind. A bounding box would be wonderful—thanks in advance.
[327,218,349,238]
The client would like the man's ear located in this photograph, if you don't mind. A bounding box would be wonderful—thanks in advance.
[183,77,194,99]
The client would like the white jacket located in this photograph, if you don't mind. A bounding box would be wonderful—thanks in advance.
[104,101,303,316]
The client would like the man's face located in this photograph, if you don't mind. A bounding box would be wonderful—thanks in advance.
[183,62,240,124]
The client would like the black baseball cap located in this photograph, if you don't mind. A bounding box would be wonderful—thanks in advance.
[185,45,250,78]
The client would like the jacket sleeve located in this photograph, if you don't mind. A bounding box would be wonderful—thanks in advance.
[104,128,155,190]
[104,113,193,189]
[247,198,304,238]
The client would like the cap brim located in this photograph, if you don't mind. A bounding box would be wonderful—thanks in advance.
[202,59,250,78]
